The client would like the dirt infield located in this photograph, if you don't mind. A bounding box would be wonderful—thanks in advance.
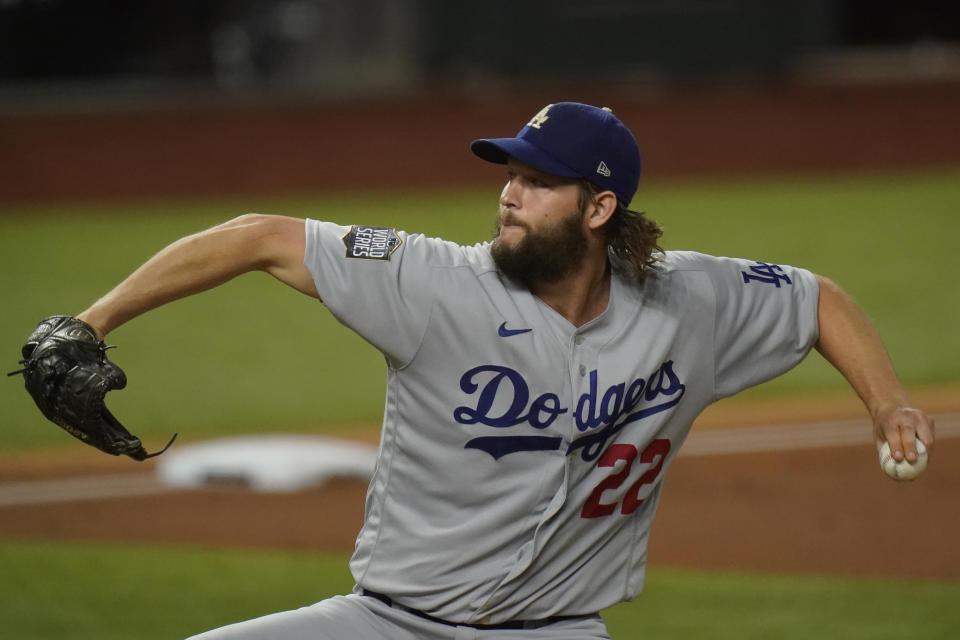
[1,404,957,582]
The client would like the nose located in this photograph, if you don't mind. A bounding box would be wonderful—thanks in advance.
[500,177,520,210]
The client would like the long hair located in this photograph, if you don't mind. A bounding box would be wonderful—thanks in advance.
[578,180,663,280]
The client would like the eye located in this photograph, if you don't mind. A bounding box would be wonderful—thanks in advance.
[526,176,546,188]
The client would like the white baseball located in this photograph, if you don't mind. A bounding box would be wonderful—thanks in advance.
[878,439,928,481]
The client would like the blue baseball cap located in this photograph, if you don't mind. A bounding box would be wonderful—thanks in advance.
[471,102,641,206]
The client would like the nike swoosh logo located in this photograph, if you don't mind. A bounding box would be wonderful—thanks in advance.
[498,322,533,337]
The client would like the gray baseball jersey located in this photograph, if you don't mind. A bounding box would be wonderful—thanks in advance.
[303,220,819,625]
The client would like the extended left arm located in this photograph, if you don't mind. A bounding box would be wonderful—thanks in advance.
[813,275,935,464]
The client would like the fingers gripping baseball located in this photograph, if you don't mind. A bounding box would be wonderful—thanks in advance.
[874,406,935,478]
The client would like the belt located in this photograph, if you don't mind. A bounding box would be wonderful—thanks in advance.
[361,589,591,630]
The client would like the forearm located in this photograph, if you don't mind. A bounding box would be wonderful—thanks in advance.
[813,275,908,420]
[77,214,314,337]
[813,274,934,460]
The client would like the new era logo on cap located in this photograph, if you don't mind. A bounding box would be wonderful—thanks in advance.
[470,102,642,206]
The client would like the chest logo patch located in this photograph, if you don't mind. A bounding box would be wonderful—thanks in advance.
[497,322,532,337]
[342,226,402,261]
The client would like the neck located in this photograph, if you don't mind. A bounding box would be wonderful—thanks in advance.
[530,251,611,327]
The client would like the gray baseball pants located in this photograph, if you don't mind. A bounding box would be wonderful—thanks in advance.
[185,592,610,640]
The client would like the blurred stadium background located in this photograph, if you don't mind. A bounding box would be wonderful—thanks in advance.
[3,1,960,96]
[2,0,960,204]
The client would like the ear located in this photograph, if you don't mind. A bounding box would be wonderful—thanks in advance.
[584,190,618,231]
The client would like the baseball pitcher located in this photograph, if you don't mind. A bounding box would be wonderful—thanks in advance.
[12,102,935,639]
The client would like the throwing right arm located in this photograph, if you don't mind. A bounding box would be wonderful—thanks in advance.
[77,214,317,338]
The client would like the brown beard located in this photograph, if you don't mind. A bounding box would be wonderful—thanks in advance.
[490,209,588,288]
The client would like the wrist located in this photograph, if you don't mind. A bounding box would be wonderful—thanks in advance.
[869,399,913,423]
[859,383,910,423]
[74,310,109,339]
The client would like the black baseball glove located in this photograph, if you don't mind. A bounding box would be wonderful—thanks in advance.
[8,315,176,461]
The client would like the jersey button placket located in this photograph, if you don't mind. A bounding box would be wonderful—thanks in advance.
[574,334,587,376]
[574,333,586,375]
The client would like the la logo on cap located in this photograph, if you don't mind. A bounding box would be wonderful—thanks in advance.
[526,104,552,129]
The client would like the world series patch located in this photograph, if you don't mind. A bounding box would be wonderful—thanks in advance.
[341,226,402,261]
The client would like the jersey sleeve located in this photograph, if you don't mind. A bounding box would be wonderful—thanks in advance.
[302,219,436,367]
[703,254,821,398]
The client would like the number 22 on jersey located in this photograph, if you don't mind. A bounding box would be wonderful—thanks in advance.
[580,439,672,518]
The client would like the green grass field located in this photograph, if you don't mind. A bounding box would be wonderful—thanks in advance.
[2,170,959,638]
[2,539,958,639]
